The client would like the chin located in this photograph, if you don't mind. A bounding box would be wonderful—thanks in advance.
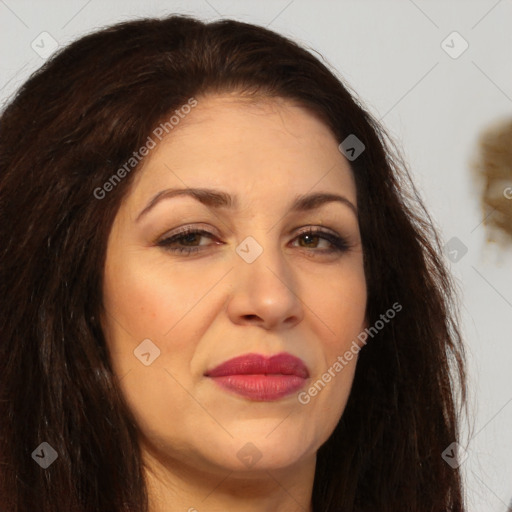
[206,429,319,473]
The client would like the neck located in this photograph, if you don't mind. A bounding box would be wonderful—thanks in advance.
[143,448,316,512]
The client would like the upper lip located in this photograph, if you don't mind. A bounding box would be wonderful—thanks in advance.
[205,352,310,378]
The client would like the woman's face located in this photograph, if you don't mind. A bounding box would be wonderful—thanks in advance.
[102,94,367,477]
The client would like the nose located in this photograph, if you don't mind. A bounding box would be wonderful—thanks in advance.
[226,237,304,331]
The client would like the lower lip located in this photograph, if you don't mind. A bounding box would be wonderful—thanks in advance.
[209,375,307,401]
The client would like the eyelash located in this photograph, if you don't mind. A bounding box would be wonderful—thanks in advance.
[156,226,351,256]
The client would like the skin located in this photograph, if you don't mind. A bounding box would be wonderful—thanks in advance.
[101,93,368,512]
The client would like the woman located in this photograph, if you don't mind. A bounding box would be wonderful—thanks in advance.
[0,14,467,512]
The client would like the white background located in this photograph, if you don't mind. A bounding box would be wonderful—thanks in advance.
[1,1,511,510]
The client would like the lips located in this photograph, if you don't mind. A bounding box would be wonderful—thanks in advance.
[205,352,309,401]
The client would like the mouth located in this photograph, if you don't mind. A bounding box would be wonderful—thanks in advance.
[204,352,310,401]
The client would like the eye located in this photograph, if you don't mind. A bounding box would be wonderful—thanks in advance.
[292,228,351,254]
[156,227,219,255]
[156,226,351,256]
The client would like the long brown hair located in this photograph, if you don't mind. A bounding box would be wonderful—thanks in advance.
[0,15,467,511]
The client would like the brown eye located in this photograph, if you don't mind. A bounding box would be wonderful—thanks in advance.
[292,228,350,253]
[157,228,219,255]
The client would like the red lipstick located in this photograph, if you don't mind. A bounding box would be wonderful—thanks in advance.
[205,352,309,401]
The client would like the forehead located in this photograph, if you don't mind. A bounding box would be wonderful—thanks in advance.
[127,94,357,210]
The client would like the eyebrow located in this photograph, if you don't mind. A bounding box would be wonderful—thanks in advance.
[136,187,357,222]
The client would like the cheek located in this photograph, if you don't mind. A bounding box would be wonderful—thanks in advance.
[308,264,367,347]
[103,253,211,339]
[101,256,206,436]
[101,251,226,395]
[301,263,366,416]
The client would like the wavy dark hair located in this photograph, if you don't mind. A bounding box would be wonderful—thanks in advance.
[0,14,467,512]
